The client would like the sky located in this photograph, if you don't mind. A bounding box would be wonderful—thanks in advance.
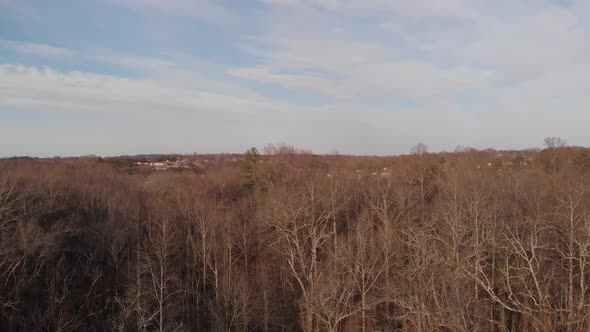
[0,0,589,157]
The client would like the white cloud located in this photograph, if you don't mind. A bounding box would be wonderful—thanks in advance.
[105,0,239,24]
[455,7,590,84]
[1,60,588,156]
[260,0,472,19]
[0,64,288,116]
[261,0,299,5]
[230,64,348,100]
[239,0,590,102]
[0,39,74,57]
[226,0,590,151]
[231,36,497,102]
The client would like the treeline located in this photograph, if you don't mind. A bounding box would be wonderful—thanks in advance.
[1,141,590,331]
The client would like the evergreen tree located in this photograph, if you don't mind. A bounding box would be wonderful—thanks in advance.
[241,147,261,190]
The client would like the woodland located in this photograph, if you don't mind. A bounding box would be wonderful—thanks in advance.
[2,139,590,331]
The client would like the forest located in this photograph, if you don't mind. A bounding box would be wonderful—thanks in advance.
[2,139,590,331]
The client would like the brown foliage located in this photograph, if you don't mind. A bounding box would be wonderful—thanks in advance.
[1,144,590,331]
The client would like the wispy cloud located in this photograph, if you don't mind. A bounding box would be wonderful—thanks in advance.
[0,39,74,57]
[105,0,240,24]
[0,64,282,116]
[259,0,473,19]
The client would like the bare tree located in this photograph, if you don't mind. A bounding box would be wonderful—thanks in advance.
[544,137,567,176]
[265,180,336,332]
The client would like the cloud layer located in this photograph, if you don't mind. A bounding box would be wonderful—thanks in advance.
[0,0,589,156]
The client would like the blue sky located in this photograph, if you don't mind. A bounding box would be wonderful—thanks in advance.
[1,0,589,157]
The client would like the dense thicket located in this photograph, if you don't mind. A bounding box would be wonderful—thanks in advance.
[1,143,590,331]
